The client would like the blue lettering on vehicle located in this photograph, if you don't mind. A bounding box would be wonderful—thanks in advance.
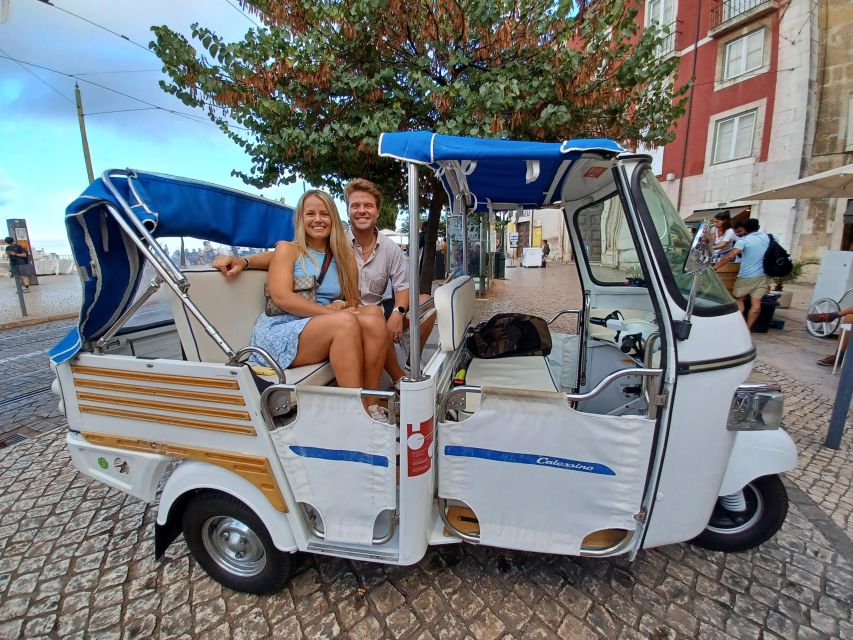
[290,446,388,467]
[443,446,615,476]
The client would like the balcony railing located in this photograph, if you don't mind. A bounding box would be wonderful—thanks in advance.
[648,20,677,58]
[710,0,774,31]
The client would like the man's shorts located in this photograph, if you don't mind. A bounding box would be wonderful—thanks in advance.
[9,264,27,277]
[733,275,770,300]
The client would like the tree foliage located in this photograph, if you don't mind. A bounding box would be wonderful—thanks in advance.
[151,0,687,289]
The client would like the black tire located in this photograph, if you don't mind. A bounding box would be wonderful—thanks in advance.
[691,475,788,553]
[182,491,293,594]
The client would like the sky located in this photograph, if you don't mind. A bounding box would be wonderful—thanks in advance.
[0,0,312,256]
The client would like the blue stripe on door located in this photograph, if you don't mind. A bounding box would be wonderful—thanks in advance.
[290,446,389,467]
[443,446,615,476]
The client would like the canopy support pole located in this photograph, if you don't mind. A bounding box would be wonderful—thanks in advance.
[94,276,162,350]
[101,202,236,359]
[406,163,425,382]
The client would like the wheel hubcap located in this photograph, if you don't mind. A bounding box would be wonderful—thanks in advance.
[201,516,266,577]
[706,483,764,535]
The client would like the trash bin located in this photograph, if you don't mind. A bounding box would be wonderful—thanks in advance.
[493,252,506,279]
[744,292,780,333]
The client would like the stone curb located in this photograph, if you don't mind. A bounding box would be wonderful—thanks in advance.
[0,311,77,332]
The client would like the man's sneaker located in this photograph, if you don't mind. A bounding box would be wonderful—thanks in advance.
[22,286,30,293]
[817,353,842,367]
[367,404,390,422]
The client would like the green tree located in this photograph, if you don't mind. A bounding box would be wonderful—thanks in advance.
[152,0,686,292]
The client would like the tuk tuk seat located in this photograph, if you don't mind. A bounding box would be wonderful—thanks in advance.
[434,276,475,352]
[169,269,334,385]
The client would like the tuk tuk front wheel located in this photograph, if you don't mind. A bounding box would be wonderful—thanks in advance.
[691,475,788,553]
[182,492,293,594]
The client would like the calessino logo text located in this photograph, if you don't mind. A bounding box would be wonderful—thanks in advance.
[536,456,595,472]
[443,446,616,476]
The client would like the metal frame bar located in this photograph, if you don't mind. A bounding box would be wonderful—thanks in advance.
[94,276,162,350]
[98,171,236,359]
[406,163,425,382]
[438,368,663,421]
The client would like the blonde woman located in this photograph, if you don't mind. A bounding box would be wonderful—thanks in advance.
[250,191,388,411]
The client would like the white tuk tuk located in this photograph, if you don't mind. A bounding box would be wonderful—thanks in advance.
[50,132,796,594]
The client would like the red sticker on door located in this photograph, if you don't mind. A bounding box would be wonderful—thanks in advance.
[584,166,607,178]
[406,418,434,477]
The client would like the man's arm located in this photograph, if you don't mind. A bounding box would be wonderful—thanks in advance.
[714,247,741,269]
[212,251,273,277]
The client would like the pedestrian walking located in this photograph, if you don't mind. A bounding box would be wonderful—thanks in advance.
[541,239,551,268]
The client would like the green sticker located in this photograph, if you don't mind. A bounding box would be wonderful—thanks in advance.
[97,457,109,470]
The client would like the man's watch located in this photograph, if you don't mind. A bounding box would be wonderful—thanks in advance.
[394,306,406,316]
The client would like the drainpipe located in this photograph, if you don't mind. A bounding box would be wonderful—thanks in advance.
[676,0,703,214]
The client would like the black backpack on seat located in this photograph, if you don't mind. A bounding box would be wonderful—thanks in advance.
[466,313,552,359]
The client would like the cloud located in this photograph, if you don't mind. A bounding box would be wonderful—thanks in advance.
[0,168,18,208]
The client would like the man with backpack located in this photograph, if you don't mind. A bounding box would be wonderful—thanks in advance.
[713,218,769,330]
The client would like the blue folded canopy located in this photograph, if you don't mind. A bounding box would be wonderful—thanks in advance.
[49,170,295,364]
[378,132,625,212]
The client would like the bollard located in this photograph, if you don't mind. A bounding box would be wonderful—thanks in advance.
[13,274,28,317]
[826,344,851,449]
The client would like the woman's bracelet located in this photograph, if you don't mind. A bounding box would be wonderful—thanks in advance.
[242,257,250,270]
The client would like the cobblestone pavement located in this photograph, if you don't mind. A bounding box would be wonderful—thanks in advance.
[0,263,851,639]
[0,275,81,326]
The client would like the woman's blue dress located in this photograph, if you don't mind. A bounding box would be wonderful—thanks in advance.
[251,247,342,368]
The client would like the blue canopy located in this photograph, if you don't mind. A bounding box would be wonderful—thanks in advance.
[49,170,295,364]
[378,132,624,212]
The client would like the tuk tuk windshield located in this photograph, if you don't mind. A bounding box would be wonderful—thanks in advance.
[636,167,734,311]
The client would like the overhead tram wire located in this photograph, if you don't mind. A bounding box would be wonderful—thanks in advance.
[222,0,264,29]
[0,44,73,104]
[38,1,155,56]
[0,53,250,132]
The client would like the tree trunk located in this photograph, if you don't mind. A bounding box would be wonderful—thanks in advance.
[419,178,449,295]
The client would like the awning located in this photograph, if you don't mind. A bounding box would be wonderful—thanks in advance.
[737,163,853,200]
[683,205,751,224]
[378,132,625,212]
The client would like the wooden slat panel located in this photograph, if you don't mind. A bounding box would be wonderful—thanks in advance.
[76,392,251,421]
[81,432,287,512]
[72,365,239,389]
[78,404,255,435]
[74,378,245,405]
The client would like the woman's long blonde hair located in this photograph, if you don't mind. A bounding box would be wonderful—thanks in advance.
[292,190,359,306]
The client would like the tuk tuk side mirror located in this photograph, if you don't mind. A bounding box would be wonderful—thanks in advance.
[675,222,714,341]
[683,223,713,275]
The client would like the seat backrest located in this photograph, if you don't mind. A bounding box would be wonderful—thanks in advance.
[433,276,475,352]
[169,269,268,362]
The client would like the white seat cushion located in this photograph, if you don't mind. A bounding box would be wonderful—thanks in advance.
[464,355,558,411]
[433,276,474,352]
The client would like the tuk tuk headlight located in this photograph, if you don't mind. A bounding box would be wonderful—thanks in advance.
[728,382,783,431]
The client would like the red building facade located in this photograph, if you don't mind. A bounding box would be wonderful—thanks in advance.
[639,0,814,250]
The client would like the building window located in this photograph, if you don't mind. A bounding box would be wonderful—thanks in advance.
[646,0,676,57]
[712,110,757,163]
[723,29,765,81]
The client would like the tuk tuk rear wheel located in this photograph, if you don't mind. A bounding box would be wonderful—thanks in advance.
[691,475,788,553]
[182,492,293,594]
